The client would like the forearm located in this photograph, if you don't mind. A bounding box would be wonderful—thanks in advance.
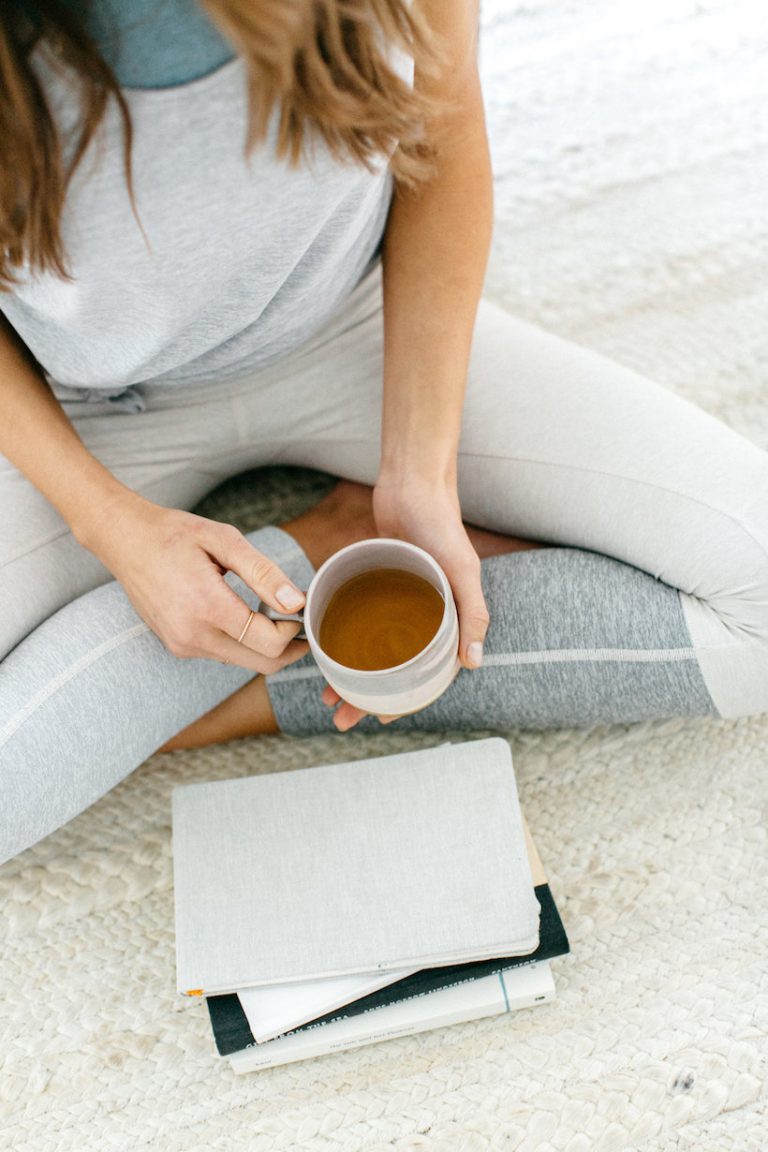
[374,1,493,672]
[379,36,493,486]
[0,315,138,549]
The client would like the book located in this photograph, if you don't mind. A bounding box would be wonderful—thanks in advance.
[210,884,566,1056]
[227,961,556,1072]
[172,738,540,997]
[209,815,568,1051]
[237,965,420,1046]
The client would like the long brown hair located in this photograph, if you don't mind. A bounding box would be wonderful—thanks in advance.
[0,0,442,289]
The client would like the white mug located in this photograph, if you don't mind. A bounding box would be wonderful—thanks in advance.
[263,538,460,716]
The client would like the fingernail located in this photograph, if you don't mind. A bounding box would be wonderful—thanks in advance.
[277,584,303,610]
[467,641,484,668]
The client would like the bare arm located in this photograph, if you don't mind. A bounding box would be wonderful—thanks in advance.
[374,0,492,662]
[0,316,307,671]
[379,0,491,486]
[0,314,133,546]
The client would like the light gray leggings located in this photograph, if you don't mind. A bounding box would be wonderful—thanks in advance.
[2,261,767,864]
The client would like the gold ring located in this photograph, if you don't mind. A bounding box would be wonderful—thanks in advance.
[237,608,256,645]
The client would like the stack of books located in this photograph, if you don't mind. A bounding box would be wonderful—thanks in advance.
[171,738,569,1072]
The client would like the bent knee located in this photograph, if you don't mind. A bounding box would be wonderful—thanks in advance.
[681,580,768,719]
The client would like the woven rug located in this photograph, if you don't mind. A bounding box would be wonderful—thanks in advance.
[2,1,766,1148]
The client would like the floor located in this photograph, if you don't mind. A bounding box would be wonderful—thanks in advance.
[2,2,767,1149]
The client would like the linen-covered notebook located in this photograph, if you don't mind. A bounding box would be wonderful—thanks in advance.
[172,737,540,997]
[207,815,569,1053]
[228,814,557,1046]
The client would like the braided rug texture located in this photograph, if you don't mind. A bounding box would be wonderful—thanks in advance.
[2,1,766,1148]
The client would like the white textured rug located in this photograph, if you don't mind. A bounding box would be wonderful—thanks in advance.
[2,2,767,1148]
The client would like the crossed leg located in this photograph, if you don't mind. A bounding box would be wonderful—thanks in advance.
[2,263,767,863]
[161,479,545,748]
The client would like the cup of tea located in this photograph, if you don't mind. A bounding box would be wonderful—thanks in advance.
[262,539,460,716]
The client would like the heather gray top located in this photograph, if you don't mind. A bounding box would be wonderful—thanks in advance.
[0,40,400,395]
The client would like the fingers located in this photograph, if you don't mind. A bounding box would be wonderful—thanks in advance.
[320,685,364,730]
[320,684,403,730]
[161,534,308,669]
[449,550,489,669]
[210,524,306,615]
[215,583,302,658]
[321,684,341,707]
[331,700,369,731]
[200,528,305,659]
[205,631,308,673]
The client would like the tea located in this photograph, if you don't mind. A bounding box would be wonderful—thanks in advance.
[318,568,445,671]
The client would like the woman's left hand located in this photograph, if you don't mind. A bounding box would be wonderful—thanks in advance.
[322,476,489,730]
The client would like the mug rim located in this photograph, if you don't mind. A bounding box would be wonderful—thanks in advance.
[304,537,454,677]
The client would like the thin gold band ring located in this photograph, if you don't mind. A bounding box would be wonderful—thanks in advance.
[237,608,256,645]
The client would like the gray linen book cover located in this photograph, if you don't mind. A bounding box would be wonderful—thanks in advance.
[172,737,540,996]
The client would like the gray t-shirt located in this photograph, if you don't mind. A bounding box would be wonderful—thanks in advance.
[1,41,400,395]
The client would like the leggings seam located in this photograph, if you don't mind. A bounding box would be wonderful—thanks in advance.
[267,644,734,686]
[0,623,149,748]
[481,648,699,666]
[1,526,71,571]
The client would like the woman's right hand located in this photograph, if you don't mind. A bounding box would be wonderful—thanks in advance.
[87,491,309,671]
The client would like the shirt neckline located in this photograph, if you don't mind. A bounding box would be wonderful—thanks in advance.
[31,38,244,103]
[118,52,243,100]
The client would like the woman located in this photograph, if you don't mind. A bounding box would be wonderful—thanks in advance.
[1,0,766,865]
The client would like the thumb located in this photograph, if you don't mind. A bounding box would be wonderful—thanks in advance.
[450,556,489,670]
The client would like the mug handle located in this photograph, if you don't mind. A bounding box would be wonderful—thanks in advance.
[260,602,307,641]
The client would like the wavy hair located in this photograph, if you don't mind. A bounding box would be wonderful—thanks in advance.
[0,0,442,289]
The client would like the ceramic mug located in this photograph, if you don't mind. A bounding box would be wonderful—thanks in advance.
[262,538,460,716]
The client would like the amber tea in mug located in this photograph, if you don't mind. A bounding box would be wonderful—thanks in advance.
[261,538,460,715]
[318,567,445,671]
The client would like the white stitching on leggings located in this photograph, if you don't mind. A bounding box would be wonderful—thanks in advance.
[0,623,149,748]
[268,646,700,685]
[483,648,699,666]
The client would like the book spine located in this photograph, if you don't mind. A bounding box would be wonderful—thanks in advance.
[228,965,554,1073]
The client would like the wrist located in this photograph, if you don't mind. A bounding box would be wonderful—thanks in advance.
[377,447,458,492]
[379,391,461,488]
[71,477,151,559]
[373,472,462,538]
